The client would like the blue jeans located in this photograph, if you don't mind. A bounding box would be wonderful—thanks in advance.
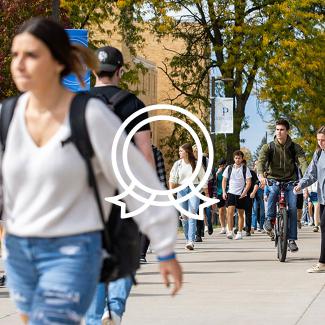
[85,276,133,324]
[205,206,212,226]
[4,232,102,324]
[252,189,265,229]
[177,186,200,243]
[267,182,297,240]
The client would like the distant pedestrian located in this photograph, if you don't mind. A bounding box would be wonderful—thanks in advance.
[295,126,325,272]
[213,158,227,234]
[192,145,213,241]
[242,159,258,236]
[169,143,208,250]
[222,150,252,240]
[250,160,265,233]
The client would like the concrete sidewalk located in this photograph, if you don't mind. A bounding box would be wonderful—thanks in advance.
[1,227,325,324]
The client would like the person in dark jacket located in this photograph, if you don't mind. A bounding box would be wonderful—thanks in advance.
[257,119,308,252]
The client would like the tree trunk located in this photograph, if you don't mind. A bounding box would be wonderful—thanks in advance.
[225,97,244,163]
[225,123,241,163]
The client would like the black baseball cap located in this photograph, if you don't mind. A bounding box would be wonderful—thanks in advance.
[218,158,227,165]
[96,46,124,72]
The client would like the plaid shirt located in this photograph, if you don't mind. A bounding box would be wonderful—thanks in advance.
[152,145,167,189]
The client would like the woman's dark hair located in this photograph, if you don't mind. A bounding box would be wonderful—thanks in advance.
[180,143,196,172]
[316,125,325,151]
[16,17,98,85]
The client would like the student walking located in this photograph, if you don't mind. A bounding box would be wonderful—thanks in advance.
[192,145,213,241]
[295,126,325,272]
[0,18,182,324]
[251,160,265,233]
[214,158,227,234]
[86,45,156,325]
[222,150,252,240]
[169,144,208,250]
[243,159,258,236]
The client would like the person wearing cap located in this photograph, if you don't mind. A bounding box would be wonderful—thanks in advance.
[85,46,157,325]
[89,46,155,165]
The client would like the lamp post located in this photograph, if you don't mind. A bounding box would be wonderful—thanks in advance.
[210,76,234,157]
[52,0,60,22]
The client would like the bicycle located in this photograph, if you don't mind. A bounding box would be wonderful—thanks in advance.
[267,180,298,262]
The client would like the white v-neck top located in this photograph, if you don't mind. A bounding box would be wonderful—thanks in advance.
[0,93,177,257]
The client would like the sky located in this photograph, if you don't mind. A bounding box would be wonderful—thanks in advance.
[240,95,273,155]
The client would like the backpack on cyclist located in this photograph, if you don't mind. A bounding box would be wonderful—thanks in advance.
[0,93,139,284]
[266,141,301,178]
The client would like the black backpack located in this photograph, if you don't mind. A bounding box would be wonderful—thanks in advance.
[0,92,140,284]
[226,164,247,193]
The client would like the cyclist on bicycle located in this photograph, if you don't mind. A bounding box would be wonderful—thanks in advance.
[257,119,308,252]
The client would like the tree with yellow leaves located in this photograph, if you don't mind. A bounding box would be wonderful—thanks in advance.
[60,0,324,162]
[258,2,325,158]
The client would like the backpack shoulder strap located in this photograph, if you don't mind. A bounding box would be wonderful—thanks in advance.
[69,93,94,162]
[242,164,247,182]
[69,93,112,250]
[108,90,132,112]
[227,164,233,179]
[0,96,20,152]
[316,149,322,161]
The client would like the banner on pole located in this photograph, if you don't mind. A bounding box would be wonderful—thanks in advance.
[63,29,90,92]
[215,97,233,134]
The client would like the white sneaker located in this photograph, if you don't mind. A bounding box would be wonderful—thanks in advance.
[147,245,153,254]
[204,226,208,232]
[185,242,194,250]
[235,232,243,240]
[102,311,121,325]
[307,263,325,273]
[219,227,226,234]
[226,231,233,239]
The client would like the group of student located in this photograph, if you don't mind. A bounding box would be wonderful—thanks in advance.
[0,16,324,325]
[170,120,325,277]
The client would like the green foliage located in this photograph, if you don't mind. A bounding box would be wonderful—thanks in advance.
[132,1,323,163]
[258,0,325,158]
[2,1,322,165]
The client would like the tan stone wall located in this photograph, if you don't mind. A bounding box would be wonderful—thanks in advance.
[90,24,208,173]
[135,29,187,151]
[91,24,186,149]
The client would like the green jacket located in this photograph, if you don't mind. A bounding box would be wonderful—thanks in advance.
[257,136,308,181]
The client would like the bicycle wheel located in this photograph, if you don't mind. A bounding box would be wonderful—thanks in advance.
[277,208,288,262]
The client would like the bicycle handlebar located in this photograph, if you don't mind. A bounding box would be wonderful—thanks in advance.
[266,179,299,187]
